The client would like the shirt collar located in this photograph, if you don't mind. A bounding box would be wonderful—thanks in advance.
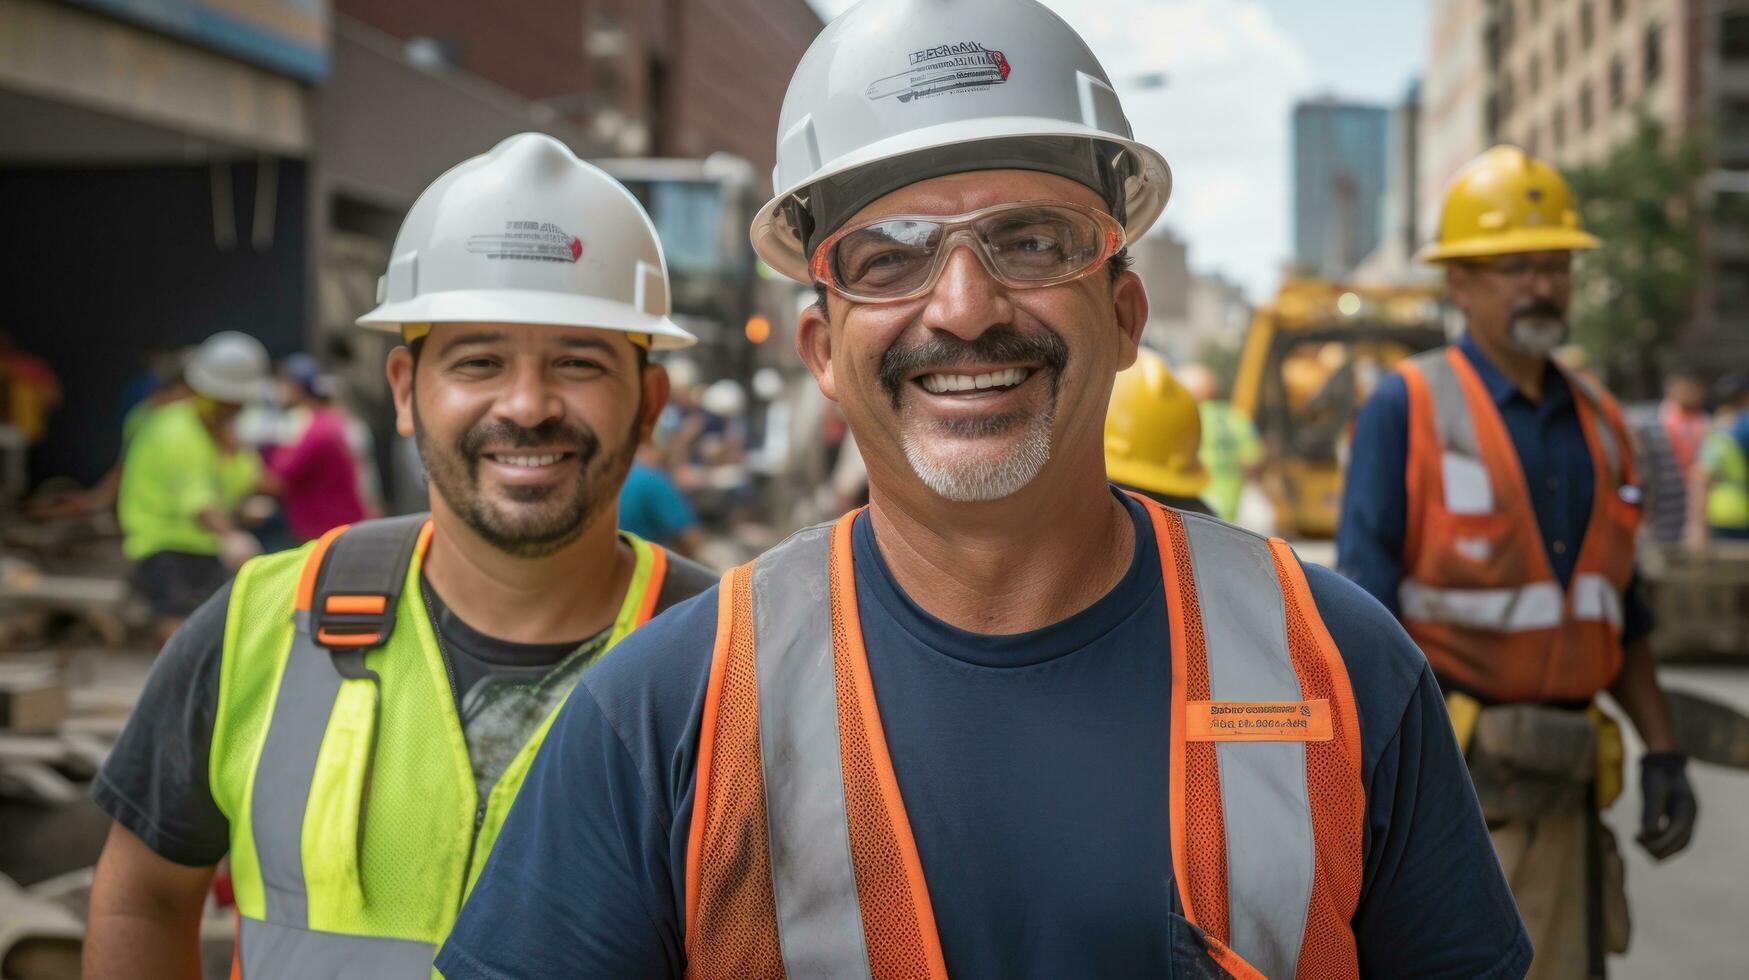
[1457,332,1570,410]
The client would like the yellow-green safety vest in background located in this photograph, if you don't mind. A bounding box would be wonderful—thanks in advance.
[211,514,668,978]
[1703,428,1749,530]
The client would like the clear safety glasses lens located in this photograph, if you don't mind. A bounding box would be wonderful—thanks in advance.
[817,202,1123,302]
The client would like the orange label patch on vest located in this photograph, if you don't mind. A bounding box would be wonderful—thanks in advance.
[1185,699,1333,742]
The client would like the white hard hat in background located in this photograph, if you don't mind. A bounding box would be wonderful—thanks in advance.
[358,132,696,349]
[185,331,272,404]
[751,0,1173,283]
[701,379,748,418]
[751,367,786,402]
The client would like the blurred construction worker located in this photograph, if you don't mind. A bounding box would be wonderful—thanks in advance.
[1686,372,1749,545]
[1106,349,1213,515]
[619,444,705,557]
[1180,361,1262,522]
[1339,145,1695,979]
[441,4,1525,977]
[261,354,370,543]
[116,331,269,643]
[1625,367,1705,546]
[83,133,715,979]
[0,328,61,445]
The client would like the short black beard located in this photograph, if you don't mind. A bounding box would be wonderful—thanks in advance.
[876,325,1070,410]
[414,398,639,559]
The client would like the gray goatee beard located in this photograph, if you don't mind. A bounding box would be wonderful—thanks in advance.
[900,408,1055,503]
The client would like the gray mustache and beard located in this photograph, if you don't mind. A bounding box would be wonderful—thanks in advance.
[1507,299,1569,357]
[877,326,1070,502]
[417,410,637,558]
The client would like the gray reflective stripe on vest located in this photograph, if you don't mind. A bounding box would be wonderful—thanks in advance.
[249,610,339,928]
[751,524,874,980]
[1415,350,1495,514]
[1399,579,1566,631]
[1572,572,1624,630]
[1182,514,1312,980]
[238,916,434,979]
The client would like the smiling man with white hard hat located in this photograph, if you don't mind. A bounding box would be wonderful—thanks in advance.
[443,4,1527,978]
[84,133,715,979]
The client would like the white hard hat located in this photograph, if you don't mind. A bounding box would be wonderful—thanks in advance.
[751,0,1173,283]
[185,331,271,404]
[701,379,748,418]
[358,132,696,349]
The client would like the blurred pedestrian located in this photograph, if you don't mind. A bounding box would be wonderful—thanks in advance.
[260,353,371,543]
[1687,372,1749,546]
[116,332,270,642]
[0,329,61,446]
[619,444,705,557]
[1179,361,1261,522]
[1624,367,1704,546]
[1341,145,1692,978]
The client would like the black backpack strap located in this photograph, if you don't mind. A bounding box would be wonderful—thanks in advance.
[308,515,430,670]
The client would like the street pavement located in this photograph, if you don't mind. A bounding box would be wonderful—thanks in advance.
[1609,665,1749,976]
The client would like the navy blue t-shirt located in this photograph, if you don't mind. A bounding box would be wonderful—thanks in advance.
[439,493,1529,979]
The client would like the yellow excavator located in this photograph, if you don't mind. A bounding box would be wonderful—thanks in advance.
[1232,278,1448,538]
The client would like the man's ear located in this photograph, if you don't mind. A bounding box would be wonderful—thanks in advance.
[386,347,416,438]
[1445,265,1474,312]
[638,361,672,445]
[795,296,839,402]
[1112,269,1149,371]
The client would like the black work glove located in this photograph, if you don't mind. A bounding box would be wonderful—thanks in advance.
[1637,751,1697,860]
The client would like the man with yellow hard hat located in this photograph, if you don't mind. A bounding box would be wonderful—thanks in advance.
[1105,349,1213,515]
[1339,145,1695,977]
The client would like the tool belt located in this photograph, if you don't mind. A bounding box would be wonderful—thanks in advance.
[1446,693,1625,822]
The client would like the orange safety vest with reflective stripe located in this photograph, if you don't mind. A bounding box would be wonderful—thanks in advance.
[683,498,1365,979]
[1397,347,1640,703]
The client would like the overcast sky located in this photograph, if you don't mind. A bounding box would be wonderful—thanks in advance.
[801,0,1429,300]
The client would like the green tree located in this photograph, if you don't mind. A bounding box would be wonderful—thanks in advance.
[1565,112,1711,397]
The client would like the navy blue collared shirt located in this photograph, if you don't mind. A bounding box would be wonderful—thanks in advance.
[1338,335,1651,653]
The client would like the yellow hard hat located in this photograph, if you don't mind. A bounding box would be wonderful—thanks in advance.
[1105,349,1210,498]
[1417,145,1600,264]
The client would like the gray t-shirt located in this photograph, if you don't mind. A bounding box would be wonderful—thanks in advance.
[92,551,716,866]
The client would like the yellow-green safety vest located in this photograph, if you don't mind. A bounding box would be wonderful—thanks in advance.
[1704,428,1749,530]
[211,514,669,978]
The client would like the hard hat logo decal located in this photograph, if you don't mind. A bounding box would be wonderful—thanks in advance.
[1527,188,1545,204]
[866,41,1011,104]
[466,220,586,263]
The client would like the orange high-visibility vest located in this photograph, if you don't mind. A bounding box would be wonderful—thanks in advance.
[683,498,1365,979]
[1397,347,1640,703]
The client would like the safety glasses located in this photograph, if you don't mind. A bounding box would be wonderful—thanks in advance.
[809,200,1126,304]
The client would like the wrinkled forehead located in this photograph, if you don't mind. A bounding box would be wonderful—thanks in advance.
[845,170,1109,227]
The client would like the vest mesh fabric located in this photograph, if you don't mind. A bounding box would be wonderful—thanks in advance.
[686,567,784,979]
[829,528,939,980]
[1163,509,1231,946]
[1269,543,1363,978]
[218,541,480,942]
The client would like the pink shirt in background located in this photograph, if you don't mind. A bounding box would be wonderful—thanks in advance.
[266,406,369,542]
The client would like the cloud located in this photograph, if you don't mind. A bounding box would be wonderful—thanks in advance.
[804,0,1317,300]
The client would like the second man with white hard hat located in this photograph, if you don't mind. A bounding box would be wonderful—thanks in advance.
[445,3,1527,978]
[83,132,716,979]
